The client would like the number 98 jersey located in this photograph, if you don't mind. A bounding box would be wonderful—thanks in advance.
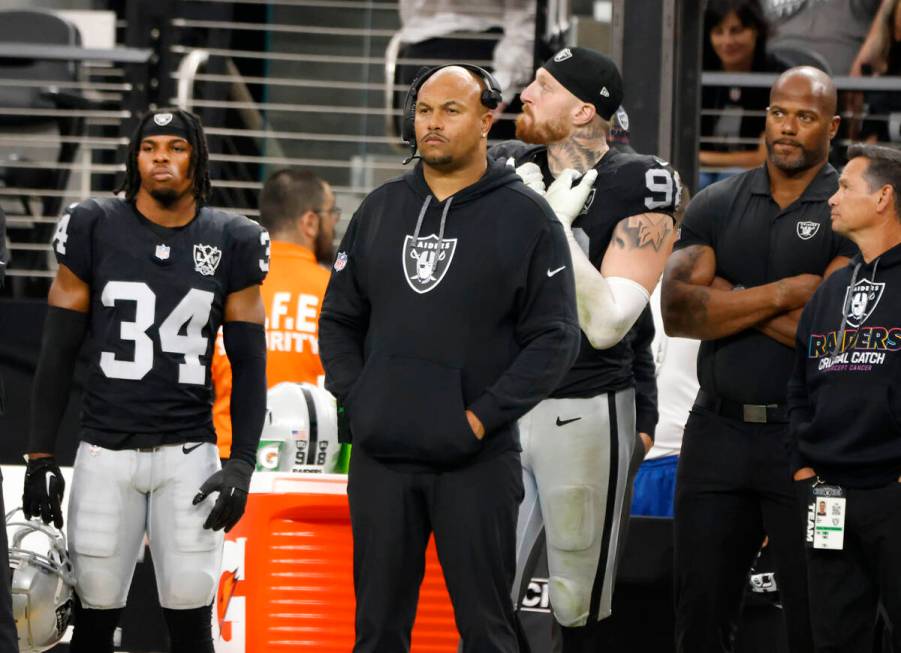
[492,141,681,398]
[52,198,270,449]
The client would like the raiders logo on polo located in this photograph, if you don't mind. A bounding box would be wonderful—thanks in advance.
[843,277,885,328]
[553,48,573,63]
[796,220,820,240]
[154,112,174,126]
[193,243,222,276]
[403,234,457,294]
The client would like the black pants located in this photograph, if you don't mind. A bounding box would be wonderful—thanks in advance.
[348,446,524,653]
[674,406,812,653]
[805,481,901,653]
[0,473,20,652]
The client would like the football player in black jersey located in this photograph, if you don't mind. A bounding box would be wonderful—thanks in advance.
[493,48,681,652]
[21,109,269,653]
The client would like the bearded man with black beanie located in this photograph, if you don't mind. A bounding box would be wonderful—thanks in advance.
[493,47,681,652]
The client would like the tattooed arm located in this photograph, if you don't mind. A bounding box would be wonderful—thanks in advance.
[661,244,822,341]
[601,212,677,293]
[558,210,675,350]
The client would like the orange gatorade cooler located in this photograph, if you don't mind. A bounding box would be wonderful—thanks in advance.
[214,473,459,652]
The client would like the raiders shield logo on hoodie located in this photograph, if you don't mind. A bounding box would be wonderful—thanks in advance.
[843,278,885,328]
[403,234,457,294]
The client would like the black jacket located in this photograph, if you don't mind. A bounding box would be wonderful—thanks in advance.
[788,243,901,487]
[319,158,581,468]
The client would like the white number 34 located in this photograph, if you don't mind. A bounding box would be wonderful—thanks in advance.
[100,282,214,385]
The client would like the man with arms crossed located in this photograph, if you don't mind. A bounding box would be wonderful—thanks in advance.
[662,68,855,653]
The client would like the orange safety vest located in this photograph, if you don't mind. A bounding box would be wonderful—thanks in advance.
[212,240,330,459]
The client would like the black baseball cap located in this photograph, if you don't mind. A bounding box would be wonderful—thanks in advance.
[541,47,624,121]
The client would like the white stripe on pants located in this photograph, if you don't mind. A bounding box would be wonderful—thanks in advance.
[513,389,640,627]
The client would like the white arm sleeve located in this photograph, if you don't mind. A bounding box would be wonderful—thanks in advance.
[563,225,650,350]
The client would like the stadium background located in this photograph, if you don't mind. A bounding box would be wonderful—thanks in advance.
[0,0,894,651]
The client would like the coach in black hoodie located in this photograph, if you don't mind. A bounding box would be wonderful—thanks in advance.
[788,144,901,653]
[320,66,580,653]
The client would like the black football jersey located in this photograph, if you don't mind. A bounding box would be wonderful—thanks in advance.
[52,198,269,449]
[492,142,680,397]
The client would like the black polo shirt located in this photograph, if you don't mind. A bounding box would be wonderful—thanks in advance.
[675,163,856,405]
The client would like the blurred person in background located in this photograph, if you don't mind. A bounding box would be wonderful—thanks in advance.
[853,0,901,143]
[392,0,535,139]
[211,168,334,459]
[766,0,886,76]
[699,0,789,188]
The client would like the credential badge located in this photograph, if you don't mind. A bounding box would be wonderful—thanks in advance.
[553,48,573,63]
[843,277,885,328]
[796,220,820,240]
[403,234,457,294]
[193,243,222,276]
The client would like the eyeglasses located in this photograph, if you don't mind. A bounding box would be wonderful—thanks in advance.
[315,206,342,219]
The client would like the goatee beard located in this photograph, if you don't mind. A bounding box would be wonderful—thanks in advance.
[149,187,181,208]
[515,112,570,145]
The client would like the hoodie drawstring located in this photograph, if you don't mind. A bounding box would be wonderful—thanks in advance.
[833,261,863,357]
[411,195,453,245]
[411,195,432,242]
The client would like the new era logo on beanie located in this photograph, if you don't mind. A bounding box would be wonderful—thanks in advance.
[542,47,624,121]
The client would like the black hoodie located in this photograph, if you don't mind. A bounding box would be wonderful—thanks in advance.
[788,242,901,487]
[319,158,581,468]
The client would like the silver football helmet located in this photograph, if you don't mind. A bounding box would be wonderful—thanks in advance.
[257,382,341,473]
[6,509,75,652]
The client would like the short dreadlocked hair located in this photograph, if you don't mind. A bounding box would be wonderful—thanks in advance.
[116,108,212,204]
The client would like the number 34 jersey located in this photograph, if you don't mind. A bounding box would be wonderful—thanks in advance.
[53,198,270,449]
[493,142,681,398]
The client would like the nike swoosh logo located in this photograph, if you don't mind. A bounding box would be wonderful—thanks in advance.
[547,266,566,277]
[555,417,582,427]
[182,442,204,454]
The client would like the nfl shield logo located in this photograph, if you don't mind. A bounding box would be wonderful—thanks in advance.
[193,243,222,276]
[334,251,348,272]
[796,220,820,240]
[403,234,457,294]
[843,277,885,327]
[155,243,170,260]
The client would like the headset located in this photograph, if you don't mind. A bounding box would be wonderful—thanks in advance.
[401,64,503,164]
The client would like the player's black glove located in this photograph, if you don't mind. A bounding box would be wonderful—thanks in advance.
[23,457,65,528]
[193,459,254,533]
